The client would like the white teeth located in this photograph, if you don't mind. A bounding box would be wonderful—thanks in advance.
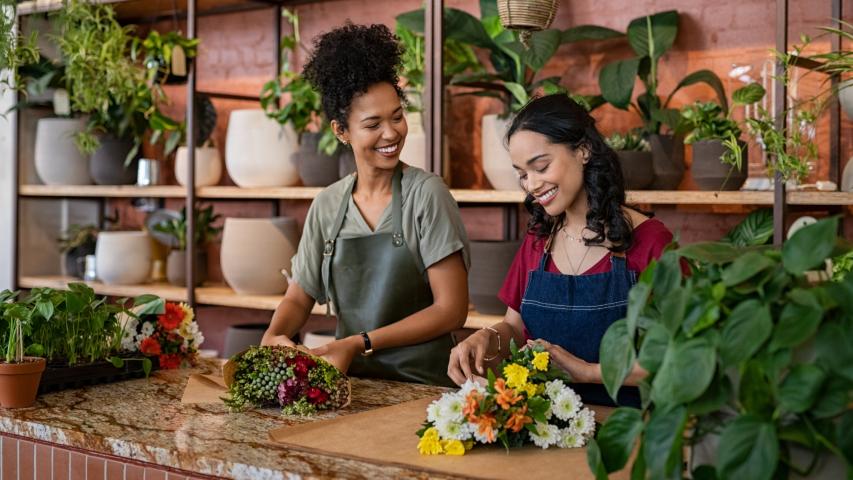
[376,143,398,154]
[537,187,558,202]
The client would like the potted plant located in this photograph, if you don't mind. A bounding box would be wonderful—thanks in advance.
[0,290,46,408]
[57,224,98,278]
[174,94,221,187]
[803,20,852,120]
[605,130,653,190]
[153,204,222,287]
[132,29,199,85]
[598,10,728,189]
[588,217,853,480]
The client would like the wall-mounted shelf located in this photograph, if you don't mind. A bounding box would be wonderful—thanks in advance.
[19,185,186,198]
[16,0,284,20]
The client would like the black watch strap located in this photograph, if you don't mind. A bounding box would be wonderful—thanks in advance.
[360,331,374,356]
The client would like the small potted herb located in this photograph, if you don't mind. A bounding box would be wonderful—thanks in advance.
[605,130,653,190]
[132,29,199,85]
[174,94,221,187]
[57,224,98,279]
[153,205,222,287]
[0,290,46,408]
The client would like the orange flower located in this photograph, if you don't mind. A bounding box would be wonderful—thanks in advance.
[494,378,522,410]
[475,414,497,443]
[504,405,533,433]
[139,336,161,356]
[157,302,185,331]
[463,391,483,422]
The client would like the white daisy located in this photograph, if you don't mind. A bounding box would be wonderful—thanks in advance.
[426,400,442,424]
[529,422,560,449]
[545,379,567,399]
[571,408,596,437]
[141,321,155,337]
[552,389,581,421]
[559,428,586,448]
[436,418,471,441]
[459,379,486,397]
[439,394,465,423]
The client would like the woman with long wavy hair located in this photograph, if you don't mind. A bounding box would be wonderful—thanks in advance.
[448,94,674,406]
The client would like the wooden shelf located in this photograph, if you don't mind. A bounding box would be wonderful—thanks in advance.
[197,186,323,200]
[19,185,186,198]
[18,275,187,301]
[788,191,853,205]
[16,0,280,19]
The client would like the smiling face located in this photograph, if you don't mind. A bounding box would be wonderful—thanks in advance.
[509,129,588,216]
[332,82,408,172]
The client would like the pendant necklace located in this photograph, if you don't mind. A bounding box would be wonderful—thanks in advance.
[561,226,593,275]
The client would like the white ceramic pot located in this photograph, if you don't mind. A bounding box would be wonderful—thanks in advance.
[224,109,299,187]
[481,114,520,190]
[839,79,853,120]
[34,117,92,185]
[841,156,853,192]
[175,146,223,187]
[220,217,299,295]
[401,112,427,171]
[95,231,151,285]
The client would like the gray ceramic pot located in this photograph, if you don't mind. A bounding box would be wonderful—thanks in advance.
[90,134,139,185]
[166,250,208,287]
[692,140,748,191]
[469,240,522,315]
[616,151,654,190]
[648,134,686,190]
[293,132,341,186]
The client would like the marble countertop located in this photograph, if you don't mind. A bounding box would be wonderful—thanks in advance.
[0,360,457,479]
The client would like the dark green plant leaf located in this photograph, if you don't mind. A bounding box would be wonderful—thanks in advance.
[689,368,732,416]
[562,25,624,43]
[133,295,165,316]
[722,209,773,247]
[778,364,826,413]
[769,289,822,351]
[739,360,775,418]
[815,318,853,382]
[644,405,687,478]
[521,29,561,72]
[630,440,646,480]
[585,439,610,480]
[782,217,838,275]
[596,407,644,473]
[109,356,124,368]
[811,376,852,419]
[25,343,44,356]
[445,7,498,51]
[665,69,728,113]
[651,337,716,407]
[142,357,153,377]
[638,323,670,373]
[625,282,651,339]
[732,83,766,107]
[838,411,853,466]
[658,286,689,335]
[677,242,740,264]
[721,251,776,286]
[652,251,682,298]
[627,10,678,59]
[35,300,54,321]
[479,0,498,19]
[719,299,772,366]
[682,300,720,338]
[599,58,640,110]
[717,415,779,480]
[600,319,636,402]
[692,465,718,480]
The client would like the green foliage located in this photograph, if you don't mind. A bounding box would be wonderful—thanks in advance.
[591,217,853,480]
[152,204,222,251]
[0,0,39,98]
[722,209,773,247]
[740,108,815,183]
[680,102,741,144]
[131,29,198,84]
[605,130,650,152]
[57,224,98,253]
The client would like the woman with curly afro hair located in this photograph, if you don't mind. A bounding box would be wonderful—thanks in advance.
[447,94,675,407]
[262,23,470,387]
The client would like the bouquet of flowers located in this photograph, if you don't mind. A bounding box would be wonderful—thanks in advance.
[120,301,204,369]
[417,341,596,455]
[222,345,350,416]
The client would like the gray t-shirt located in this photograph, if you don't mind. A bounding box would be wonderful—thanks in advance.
[291,166,470,304]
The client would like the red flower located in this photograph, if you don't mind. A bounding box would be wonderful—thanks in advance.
[158,353,182,369]
[306,387,329,405]
[139,337,162,356]
[293,355,316,377]
[157,303,185,331]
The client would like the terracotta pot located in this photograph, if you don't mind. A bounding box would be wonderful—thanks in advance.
[616,151,654,190]
[34,117,92,185]
[96,231,151,285]
[648,134,686,190]
[225,109,300,187]
[220,217,299,295]
[90,134,139,185]
[222,324,269,359]
[0,357,46,408]
[469,240,522,315]
[481,114,520,190]
[293,132,341,187]
[692,140,748,191]
[166,250,207,287]
[175,146,223,187]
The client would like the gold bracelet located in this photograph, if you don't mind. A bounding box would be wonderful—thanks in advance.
[482,326,501,362]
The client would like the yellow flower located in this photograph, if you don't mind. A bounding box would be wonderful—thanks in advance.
[441,439,466,456]
[532,351,550,371]
[522,383,538,398]
[179,303,195,327]
[503,363,529,390]
[418,427,443,455]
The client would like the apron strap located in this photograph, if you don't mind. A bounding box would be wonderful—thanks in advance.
[321,173,358,317]
[391,163,404,248]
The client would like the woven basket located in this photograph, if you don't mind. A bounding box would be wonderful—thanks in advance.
[497,0,559,31]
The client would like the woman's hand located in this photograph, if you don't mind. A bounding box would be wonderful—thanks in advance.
[309,336,363,373]
[447,329,495,386]
[528,339,597,384]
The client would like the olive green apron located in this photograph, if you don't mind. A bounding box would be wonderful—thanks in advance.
[321,164,455,387]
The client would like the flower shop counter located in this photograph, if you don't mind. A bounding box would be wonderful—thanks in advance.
[0,359,461,480]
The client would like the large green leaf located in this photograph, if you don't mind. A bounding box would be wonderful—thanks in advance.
[562,25,624,43]
[638,323,670,373]
[658,285,689,335]
[479,0,498,19]
[501,81,528,106]
[719,299,772,366]
[677,242,740,264]
[627,10,679,59]
[651,337,716,406]
[721,251,776,286]
[717,415,779,480]
[811,376,853,419]
[815,317,853,382]
[738,360,775,418]
[596,407,644,473]
[445,8,498,51]
[722,209,773,247]
[768,288,822,351]
[652,251,682,298]
[732,83,766,107]
[625,282,651,338]
[838,411,853,466]
[665,69,728,113]
[600,319,636,402]
[521,29,561,72]
[782,216,838,275]
[599,58,640,110]
[689,369,733,416]
[644,405,687,478]
[778,364,826,413]
[586,439,610,480]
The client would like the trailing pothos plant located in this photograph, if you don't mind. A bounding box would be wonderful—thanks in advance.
[598,10,727,136]
[588,217,853,480]
[397,0,620,115]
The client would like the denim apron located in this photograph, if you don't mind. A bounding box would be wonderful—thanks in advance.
[320,164,455,387]
[520,233,641,407]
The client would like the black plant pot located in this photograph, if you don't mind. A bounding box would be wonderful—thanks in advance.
[692,140,748,191]
[166,250,208,287]
[90,134,139,185]
[616,151,654,190]
[469,240,522,315]
[64,240,96,279]
[648,134,686,190]
[293,132,341,186]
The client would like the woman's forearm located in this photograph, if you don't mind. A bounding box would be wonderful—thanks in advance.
[583,361,647,386]
[262,283,314,344]
[368,299,467,351]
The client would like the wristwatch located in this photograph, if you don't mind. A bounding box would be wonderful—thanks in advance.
[359,331,374,356]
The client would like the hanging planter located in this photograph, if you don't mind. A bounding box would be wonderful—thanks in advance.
[497,0,559,45]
